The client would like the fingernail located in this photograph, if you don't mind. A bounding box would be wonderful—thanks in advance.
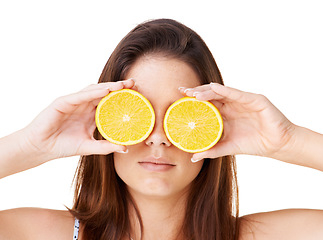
[193,92,199,97]
[191,157,203,163]
[178,87,185,91]
[116,149,128,154]
[184,88,192,94]
[122,78,135,85]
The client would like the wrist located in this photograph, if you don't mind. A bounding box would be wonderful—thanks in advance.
[18,127,52,164]
[0,128,50,179]
[272,124,323,171]
[271,124,303,163]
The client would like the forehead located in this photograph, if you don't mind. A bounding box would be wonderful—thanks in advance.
[124,56,201,104]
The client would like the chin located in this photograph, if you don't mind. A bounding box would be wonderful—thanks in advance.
[137,178,173,197]
[128,177,191,200]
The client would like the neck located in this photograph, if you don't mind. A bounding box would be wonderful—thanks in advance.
[128,191,188,240]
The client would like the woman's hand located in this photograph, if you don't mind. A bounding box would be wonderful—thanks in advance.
[180,83,296,162]
[22,79,134,162]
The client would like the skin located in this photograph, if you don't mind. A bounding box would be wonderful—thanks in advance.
[0,56,323,239]
[114,56,204,239]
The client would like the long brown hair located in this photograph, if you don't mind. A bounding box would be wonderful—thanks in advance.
[70,18,240,240]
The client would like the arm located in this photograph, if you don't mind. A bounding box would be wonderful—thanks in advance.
[181,83,323,239]
[181,83,323,171]
[0,79,135,239]
[0,129,45,179]
[0,79,133,179]
[0,208,75,240]
[239,209,323,240]
[274,125,323,171]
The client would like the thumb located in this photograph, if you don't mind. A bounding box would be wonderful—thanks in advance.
[80,140,127,156]
[191,141,235,162]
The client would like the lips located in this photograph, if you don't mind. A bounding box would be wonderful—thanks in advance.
[139,156,176,172]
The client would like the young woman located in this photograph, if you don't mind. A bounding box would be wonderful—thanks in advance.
[0,19,323,240]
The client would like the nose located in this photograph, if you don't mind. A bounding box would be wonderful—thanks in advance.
[145,119,171,147]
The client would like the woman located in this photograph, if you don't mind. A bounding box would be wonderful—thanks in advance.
[0,19,323,240]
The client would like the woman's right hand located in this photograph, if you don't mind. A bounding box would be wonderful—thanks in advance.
[21,79,134,162]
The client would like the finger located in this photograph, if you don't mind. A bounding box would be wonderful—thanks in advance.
[92,98,103,107]
[81,83,109,92]
[53,88,110,113]
[210,83,255,104]
[178,87,224,111]
[179,84,212,97]
[86,79,136,107]
[80,140,127,156]
[209,100,223,111]
[193,90,225,101]
[81,79,135,92]
[121,78,136,89]
[180,90,223,110]
[103,79,136,91]
[191,141,236,162]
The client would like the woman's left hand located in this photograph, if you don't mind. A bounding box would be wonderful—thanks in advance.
[180,83,296,162]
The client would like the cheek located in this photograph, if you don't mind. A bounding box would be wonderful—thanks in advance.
[113,153,133,182]
[180,160,204,184]
[113,145,141,178]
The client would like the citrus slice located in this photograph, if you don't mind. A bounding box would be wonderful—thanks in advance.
[164,97,223,153]
[95,89,155,145]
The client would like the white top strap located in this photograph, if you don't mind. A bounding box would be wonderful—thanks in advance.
[73,218,80,239]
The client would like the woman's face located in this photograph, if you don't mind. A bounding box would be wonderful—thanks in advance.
[114,56,204,199]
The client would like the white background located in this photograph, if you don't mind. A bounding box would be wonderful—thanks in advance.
[0,0,322,217]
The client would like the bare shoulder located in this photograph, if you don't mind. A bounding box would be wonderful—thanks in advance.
[239,209,323,240]
[0,207,75,240]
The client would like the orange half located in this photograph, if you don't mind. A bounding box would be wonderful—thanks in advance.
[164,97,223,153]
[95,89,155,145]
